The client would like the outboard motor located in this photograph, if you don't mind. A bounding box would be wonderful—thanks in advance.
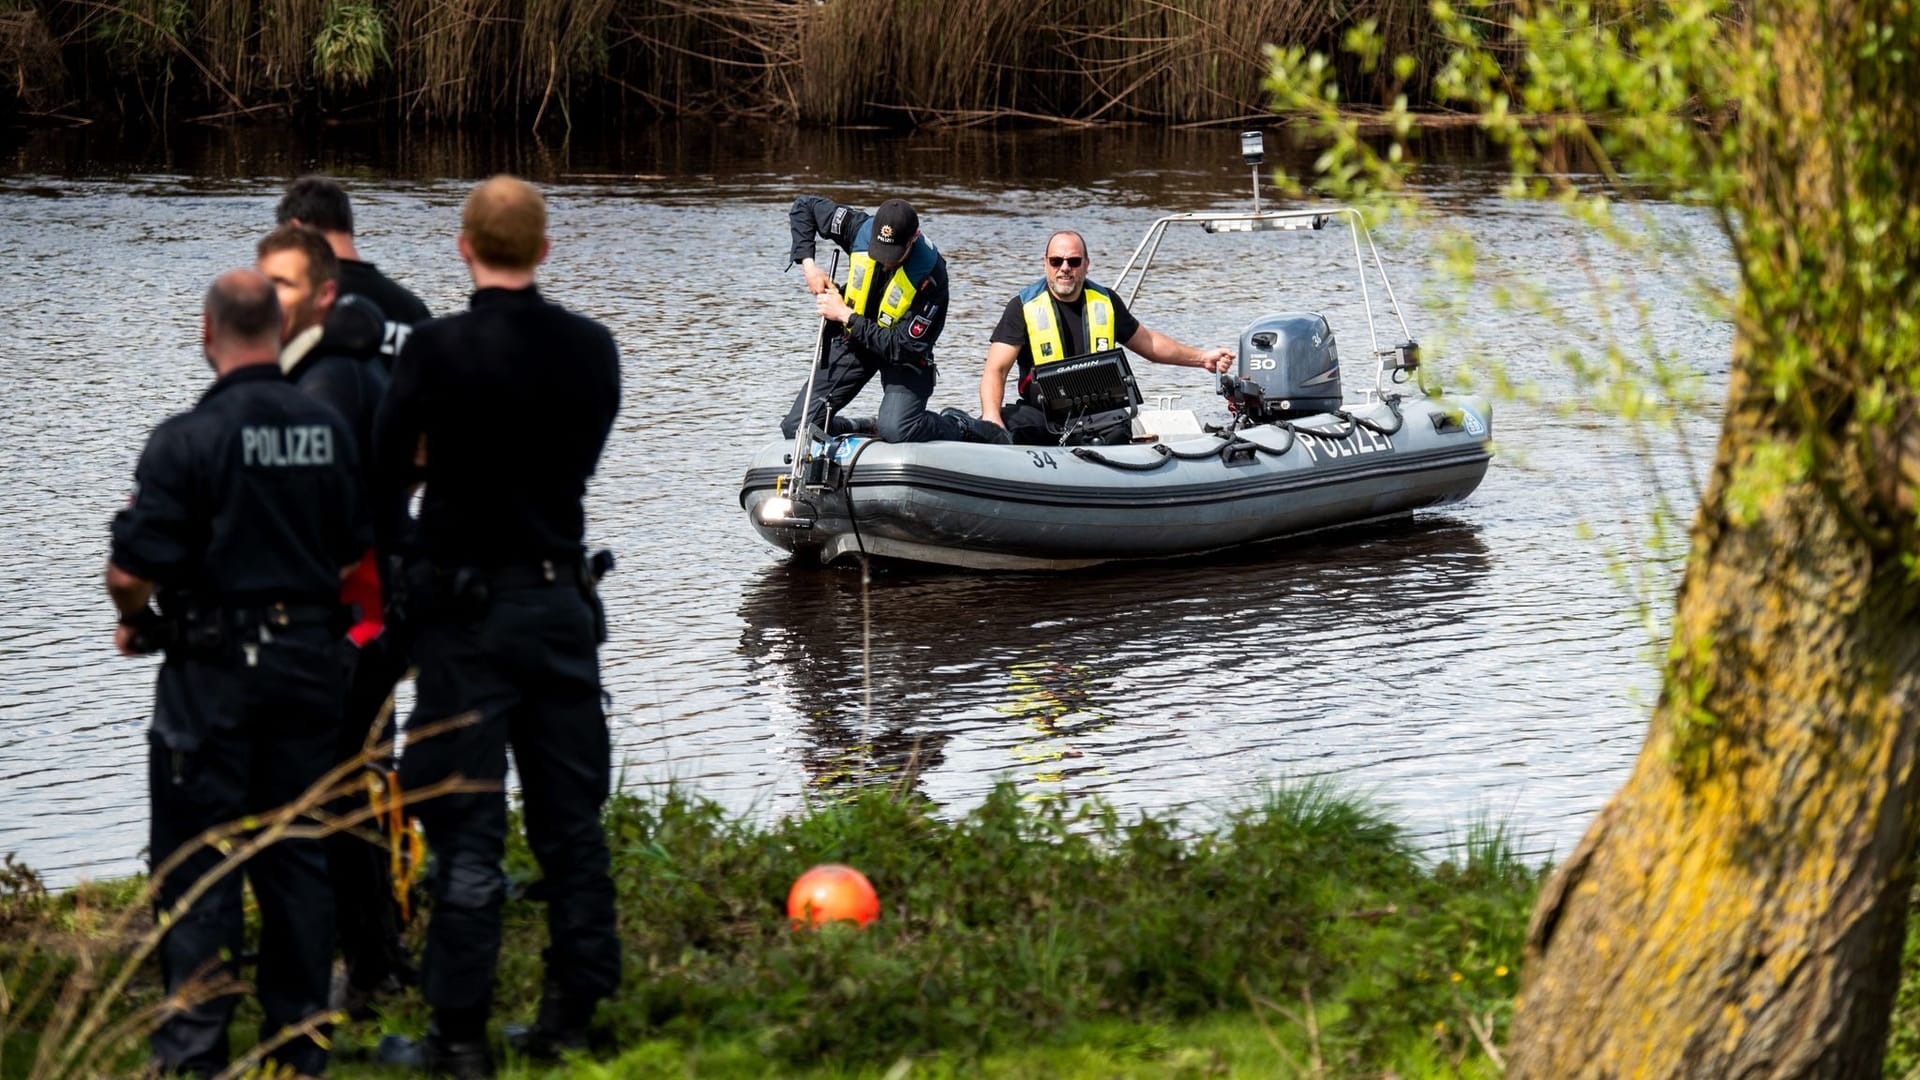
[1220,313,1342,423]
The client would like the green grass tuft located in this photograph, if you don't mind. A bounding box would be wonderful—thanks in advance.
[3,781,1543,1077]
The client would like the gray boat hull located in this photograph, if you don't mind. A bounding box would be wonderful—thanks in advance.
[739,396,1492,570]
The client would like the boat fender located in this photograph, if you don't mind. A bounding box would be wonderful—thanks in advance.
[1068,444,1175,471]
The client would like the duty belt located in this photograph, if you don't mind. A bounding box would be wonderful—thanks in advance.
[488,558,583,591]
[241,601,341,626]
[480,550,615,591]
[126,599,344,659]
[396,551,614,625]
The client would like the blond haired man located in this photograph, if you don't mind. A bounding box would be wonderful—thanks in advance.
[371,176,622,1074]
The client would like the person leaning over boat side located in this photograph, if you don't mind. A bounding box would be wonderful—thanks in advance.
[108,269,367,1078]
[256,223,418,1023]
[277,175,433,369]
[781,194,991,444]
[369,175,621,1076]
[980,229,1235,446]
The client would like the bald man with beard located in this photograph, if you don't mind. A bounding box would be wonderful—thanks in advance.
[371,176,622,1075]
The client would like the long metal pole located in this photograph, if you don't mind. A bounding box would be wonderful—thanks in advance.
[786,250,841,494]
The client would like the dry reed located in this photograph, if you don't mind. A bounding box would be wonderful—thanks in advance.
[0,4,66,111]
[1,711,489,1078]
[7,0,1518,126]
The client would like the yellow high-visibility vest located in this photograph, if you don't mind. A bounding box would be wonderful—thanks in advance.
[1021,283,1116,365]
[843,252,917,329]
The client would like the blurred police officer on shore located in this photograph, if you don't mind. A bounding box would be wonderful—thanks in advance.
[370,176,622,1074]
[277,175,432,368]
[257,223,416,1017]
[109,269,368,1077]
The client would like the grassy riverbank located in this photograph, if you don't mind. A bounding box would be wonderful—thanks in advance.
[2,0,1500,129]
[2,781,1535,1077]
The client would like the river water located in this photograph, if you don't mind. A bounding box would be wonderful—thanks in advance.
[0,123,1728,886]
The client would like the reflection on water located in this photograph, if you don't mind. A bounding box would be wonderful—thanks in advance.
[1003,657,1110,793]
[0,121,1717,884]
[735,521,1507,822]
[7,121,1519,189]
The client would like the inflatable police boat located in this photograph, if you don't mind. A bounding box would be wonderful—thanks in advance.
[741,202,1492,571]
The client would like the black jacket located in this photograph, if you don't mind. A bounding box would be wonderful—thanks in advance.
[112,364,367,604]
[339,259,432,369]
[788,195,949,370]
[284,294,390,473]
[371,285,620,565]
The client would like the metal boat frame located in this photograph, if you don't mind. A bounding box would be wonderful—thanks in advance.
[1111,205,1419,406]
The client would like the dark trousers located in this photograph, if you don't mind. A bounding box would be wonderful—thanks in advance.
[999,400,1056,446]
[780,340,961,443]
[327,630,413,992]
[399,582,620,1026]
[147,636,342,1077]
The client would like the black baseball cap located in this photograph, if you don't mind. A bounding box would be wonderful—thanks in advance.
[868,199,919,265]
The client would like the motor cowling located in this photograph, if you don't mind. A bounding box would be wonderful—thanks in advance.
[1227,313,1342,421]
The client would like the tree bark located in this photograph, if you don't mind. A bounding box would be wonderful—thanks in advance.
[1505,1,1920,1075]
[1509,368,1920,1076]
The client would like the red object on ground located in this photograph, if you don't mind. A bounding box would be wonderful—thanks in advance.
[787,863,880,928]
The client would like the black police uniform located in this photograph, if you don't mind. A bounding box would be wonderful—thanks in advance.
[286,293,390,464]
[111,363,367,1077]
[371,284,621,1051]
[989,286,1144,445]
[339,259,432,370]
[283,295,415,1006]
[780,195,968,444]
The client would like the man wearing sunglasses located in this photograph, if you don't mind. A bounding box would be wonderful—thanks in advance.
[979,230,1235,445]
[781,195,980,444]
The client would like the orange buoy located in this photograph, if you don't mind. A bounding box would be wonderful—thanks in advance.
[787,863,880,928]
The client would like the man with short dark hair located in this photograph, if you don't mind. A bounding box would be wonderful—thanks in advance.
[109,269,367,1077]
[257,224,387,482]
[256,221,413,1020]
[371,175,622,1075]
[980,229,1234,445]
[277,175,432,366]
[781,195,979,444]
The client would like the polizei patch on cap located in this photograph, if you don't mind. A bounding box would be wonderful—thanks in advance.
[878,224,895,243]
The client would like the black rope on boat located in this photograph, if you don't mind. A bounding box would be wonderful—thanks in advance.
[1236,425,1297,456]
[1217,415,1296,456]
[1220,436,1262,464]
[1337,395,1405,437]
[1306,415,1356,440]
[1161,438,1233,461]
[1067,411,1357,470]
[1069,444,1176,471]
[839,437,880,558]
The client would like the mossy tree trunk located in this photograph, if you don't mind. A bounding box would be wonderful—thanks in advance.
[1506,1,1920,1075]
